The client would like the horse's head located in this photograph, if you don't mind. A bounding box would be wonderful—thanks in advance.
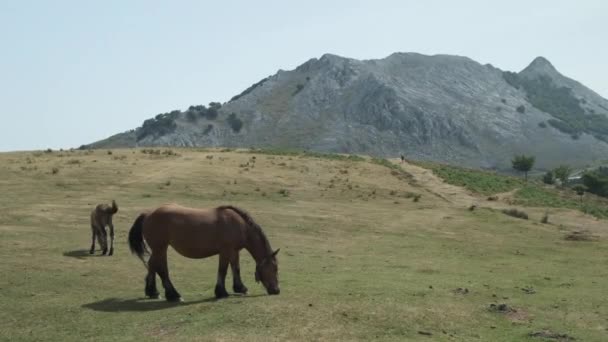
[255,248,280,295]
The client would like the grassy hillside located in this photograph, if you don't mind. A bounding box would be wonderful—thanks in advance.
[1,149,607,341]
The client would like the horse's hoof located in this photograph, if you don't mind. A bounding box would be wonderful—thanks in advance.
[101,249,108,256]
[108,248,113,256]
[233,284,248,295]
[147,293,161,299]
[215,285,229,299]
[89,250,94,255]
[166,296,183,303]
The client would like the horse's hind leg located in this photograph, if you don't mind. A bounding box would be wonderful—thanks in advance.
[150,250,181,302]
[89,225,96,254]
[215,253,230,298]
[108,221,114,256]
[100,228,108,256]
[144,270,159,299]
[230,251,248,294]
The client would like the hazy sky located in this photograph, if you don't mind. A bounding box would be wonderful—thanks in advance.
[1,0,606,151]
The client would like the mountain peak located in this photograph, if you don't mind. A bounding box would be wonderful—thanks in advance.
[522,56,557,73]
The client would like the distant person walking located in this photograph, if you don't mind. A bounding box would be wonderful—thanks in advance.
[400,154,405,163]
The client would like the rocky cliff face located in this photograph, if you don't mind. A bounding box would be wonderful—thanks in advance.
[87,52,608,171]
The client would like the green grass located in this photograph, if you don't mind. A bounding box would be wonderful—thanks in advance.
[1,149,607,341]
[413,161,524,195]
[514,185,608,219]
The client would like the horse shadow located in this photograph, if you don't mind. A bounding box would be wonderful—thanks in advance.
[63,249,95,259]
[82,294,266,312]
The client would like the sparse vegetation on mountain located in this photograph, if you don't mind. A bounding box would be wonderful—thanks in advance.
[226,112,243,133]
[136,111,179,141]
[503,71,608,141]
[88,53,608,171]
[230,76,270,102]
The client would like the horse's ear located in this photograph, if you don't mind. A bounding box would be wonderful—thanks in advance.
[271,248,280,257]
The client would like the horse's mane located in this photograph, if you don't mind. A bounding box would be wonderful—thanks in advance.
[217,205,272,253]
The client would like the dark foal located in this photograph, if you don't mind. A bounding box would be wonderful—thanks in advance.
[90,200,118,256]
[128,204,280,302]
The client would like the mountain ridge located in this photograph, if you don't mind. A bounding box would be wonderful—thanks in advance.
[85,52,608,171]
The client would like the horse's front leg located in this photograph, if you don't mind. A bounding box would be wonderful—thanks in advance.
[230,251,248,294]
[215,253,230,299]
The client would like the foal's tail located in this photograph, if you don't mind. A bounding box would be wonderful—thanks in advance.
[110,200,118,214]
[128,213,149,268]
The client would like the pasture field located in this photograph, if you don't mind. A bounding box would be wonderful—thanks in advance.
[0,148,607,341]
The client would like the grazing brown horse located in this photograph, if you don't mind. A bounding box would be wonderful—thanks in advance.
[128,204,280,302]
[90,200,118,256]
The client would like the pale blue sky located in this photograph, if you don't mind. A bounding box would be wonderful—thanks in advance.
[1,0,606,151]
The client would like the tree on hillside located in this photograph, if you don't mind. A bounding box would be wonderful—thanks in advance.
[542,170,555,185]
[553,165,572,185]
[511,155,535,181]
[572,184,586,203]
[582,171,608,198]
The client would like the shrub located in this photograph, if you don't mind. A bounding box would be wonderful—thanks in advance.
[542,170,555,185]
[203,124,214,135]
[538,122,547,128]
[582,171,608,197]
[516,105,526,113]
[540,211,549,224]
[52,167,59,174]
[564,230,598,241]
[502,208,529,220]
[293,83,305,96]
[226,113,243,133]
[553,165,572,184]
[572,184,586,203]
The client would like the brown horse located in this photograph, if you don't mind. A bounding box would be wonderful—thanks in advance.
[90,200,118,256]
[128,204,280,302]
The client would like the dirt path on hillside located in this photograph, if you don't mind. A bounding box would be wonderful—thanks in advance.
[391,159,607,237]
[390,159,479,207]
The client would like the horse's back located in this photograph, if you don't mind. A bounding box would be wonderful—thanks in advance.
[143,204,245,258]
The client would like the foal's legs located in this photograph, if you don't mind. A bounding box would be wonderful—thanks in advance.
[149,249,181,302]
[89,225,96,254]
[215,253,230,299]
[108,221,114,256]
[98,227,108,255]
[230,251,248,294]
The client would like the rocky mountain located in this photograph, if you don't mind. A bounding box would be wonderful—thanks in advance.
[86,52,608,171]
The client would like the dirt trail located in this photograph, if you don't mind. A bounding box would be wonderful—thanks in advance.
[390,159,479,207]
[392,159,607,237]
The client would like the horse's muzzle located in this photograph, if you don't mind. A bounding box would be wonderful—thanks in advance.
[268,288,280,295]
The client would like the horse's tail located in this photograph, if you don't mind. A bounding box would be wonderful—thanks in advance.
[128,213,148,268]
[110,200,118,214]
